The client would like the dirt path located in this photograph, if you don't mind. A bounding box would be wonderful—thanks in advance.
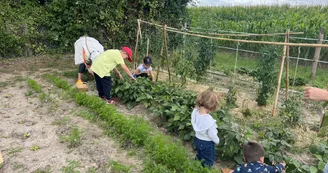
[0,72,143,173]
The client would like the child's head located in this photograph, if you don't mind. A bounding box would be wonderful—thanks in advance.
[195,88,219,112]
[143,56,152,69]
[243,141,265,163]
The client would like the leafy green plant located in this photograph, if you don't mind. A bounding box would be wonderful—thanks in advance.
[173,57,196,85]
[27,79,42,93]
[255,46,280,106]
[279,95,302,126]
[225,86,237,109]
[195,38,215,81]
[242,108,252,117]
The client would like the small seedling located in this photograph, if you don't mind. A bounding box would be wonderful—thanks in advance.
[25,90,34,96]
[24,133,31,139]
[30,145,40,151]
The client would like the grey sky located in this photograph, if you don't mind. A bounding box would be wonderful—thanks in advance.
[196,0,328,6]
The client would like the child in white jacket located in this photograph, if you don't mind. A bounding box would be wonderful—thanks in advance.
[191,88,220,168]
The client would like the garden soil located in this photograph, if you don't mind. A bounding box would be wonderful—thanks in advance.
[0,68,142,172]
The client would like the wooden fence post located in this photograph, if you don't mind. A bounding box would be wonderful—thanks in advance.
[285,29,290,100]
[163,24,172,83]
[134,19,141,70]
[311,27,324,79]
[156,42,164,82]
[272,30,288,116]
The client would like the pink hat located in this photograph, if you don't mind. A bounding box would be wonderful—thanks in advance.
[121,46,133,62]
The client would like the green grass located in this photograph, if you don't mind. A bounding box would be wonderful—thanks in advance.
[213,51,328,88]
[61,160,81,173]
[7,147,23,156]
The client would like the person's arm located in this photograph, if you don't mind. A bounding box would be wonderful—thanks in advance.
[135,69,142,75]
[265,163,285,173]
[230,165,241,173]
[113,68,123,79]
[207,124,220,145]
[304,87,328,101]
[120,64,136,80]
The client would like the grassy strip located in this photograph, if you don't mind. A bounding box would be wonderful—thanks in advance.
[43,74,215,173]
[27,79,42,93]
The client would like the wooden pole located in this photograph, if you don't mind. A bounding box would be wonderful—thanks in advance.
[146,38,149,56]
[285,29,290,100]
[163,24,172,83]
[139,20,304,36]
[156,42,164,82]
[311,28,325,79]
[134,19,141,70]
[272,31,288,116]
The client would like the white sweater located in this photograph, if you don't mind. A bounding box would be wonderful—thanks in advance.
[191,108,220,144]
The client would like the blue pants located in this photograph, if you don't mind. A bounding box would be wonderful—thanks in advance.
[194,137,215,167]
[94,73,112,100]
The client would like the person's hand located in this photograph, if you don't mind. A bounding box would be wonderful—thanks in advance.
[280,160,286,167]
[304,87,328,101]
[131,76,136,81]
[87,68,94,76]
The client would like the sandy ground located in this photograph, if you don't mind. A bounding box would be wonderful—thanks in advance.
[0,70,142,173]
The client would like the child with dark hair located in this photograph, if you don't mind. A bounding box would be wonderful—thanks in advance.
[191,88,220,167]
[232,141,286,173]
[134,56,155,83]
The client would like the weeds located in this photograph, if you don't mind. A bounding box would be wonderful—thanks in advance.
[52,116,70,126]
[0,82,8,87]
[60,127,82,148]
[27,79,42,93]
[61,160,81,173]
[108,161,132,173]
[7,147,23,156]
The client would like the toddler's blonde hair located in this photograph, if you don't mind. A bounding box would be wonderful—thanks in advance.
[195,88,220,112]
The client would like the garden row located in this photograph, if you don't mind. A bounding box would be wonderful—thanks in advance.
[33,75,215,173]
[110,77,327,172]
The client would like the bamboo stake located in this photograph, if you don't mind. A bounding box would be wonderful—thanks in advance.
[139,20,304,36]
[139,20,328,48]
[134,19,141,70]
[272,31,288,116]
[186,30,304,37]
[156,42,164,82]
[163,28,328,48]
[146,38,149,56]
[286,29,290,100]
[163,24,172,83]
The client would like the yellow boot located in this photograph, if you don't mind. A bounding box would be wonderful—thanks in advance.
[76,80,83,85]
[76,80,88,92]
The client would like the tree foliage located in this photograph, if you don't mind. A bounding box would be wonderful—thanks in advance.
[0,0,192,58]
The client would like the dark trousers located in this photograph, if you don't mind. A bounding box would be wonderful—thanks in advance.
[78,63,86,73]
[194,137,215,167]
[94,73,112,100]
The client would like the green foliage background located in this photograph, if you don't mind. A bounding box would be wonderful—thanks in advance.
[0,0,191,58]
[187,5,328,60]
